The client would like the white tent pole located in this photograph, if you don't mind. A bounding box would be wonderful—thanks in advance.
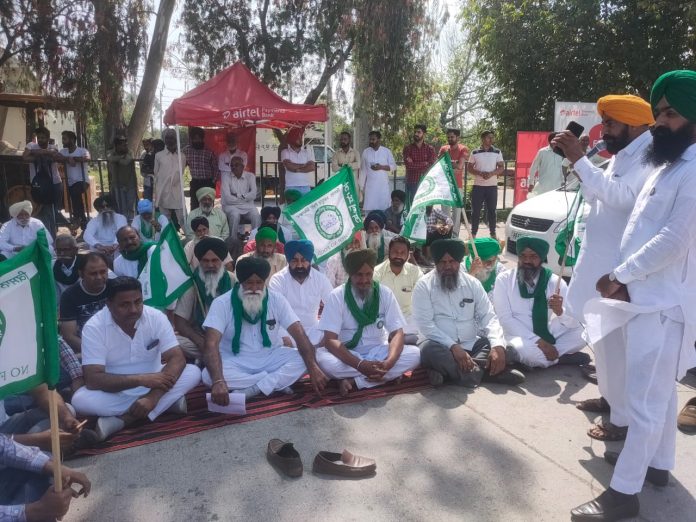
[174,125,188,223]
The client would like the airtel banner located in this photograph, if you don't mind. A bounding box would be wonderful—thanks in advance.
[554,101,610,159]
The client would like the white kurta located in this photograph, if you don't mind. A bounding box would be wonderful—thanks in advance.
[268,266,333,344]
[360,146,396,212]
[220,171,257,211]
[528,145,565,196]
[493,268,585,368]
[83,213,128,248]
[112,245,156,278]
[154,149,184,209]
[131,214,169,242]
[0,218,54,259]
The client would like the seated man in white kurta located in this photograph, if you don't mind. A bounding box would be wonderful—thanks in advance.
[82,194,127,258]
[0,200,54,259]
[493,236,587,369]
[268,240,333,346]
[316,249,420,396]
[71,277,202,441]
[112,226,156,278]
[202,256,328,401]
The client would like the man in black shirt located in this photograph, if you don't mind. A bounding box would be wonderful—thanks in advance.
[59,252,110,353]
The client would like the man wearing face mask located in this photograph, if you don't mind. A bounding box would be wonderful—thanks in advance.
[184,127,219,210]
[0,201,54,260]
[53,234,80,300]
[83,195,127,259]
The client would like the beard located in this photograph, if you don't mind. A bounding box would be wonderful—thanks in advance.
[517,264,541,286]
[202,265,226,297]
[100,210,115,229]
[200,202,213,214]
[473,265,495,284]
[389,256,406,268]
[239,286,267,318]
[438,270,459,291]
[603,126,630,154]
[289,266,309,281]
[644,123,696,167]
[351,283,373,301]
[16,217,30,227]
[366,232,382,252]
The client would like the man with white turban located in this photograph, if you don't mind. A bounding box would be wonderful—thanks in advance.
[0,201,53,259]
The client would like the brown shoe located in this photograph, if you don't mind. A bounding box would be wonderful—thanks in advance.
[266,439,303,477]
[678,397,696,433]
[576,396,610,413]
[312,450,376,478]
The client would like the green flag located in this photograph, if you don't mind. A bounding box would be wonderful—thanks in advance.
[282,166,363,263]
[0,229,59,400]
[139,224,193,308]
[554,191,586,266]
[401,152,462,244]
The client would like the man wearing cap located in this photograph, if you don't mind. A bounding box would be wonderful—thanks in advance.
[384,190,406,234]
[281,127,315,197]
[250,206,294,243]
[185,186,230,241]
[465,237,506,299]
[553,94,655,441]
[221,156,260,237]
[326,231,366,288]
[316,249,420,395]
[493,236,586,369]
[203,256,328,399]
[83,195,127,257]
[269,240,333,346]
[175,237,235,359]
[0,201,53,259]
[131,199,169,242]
[237,225,287,279]
[113,226,156,278]
[107,136,138,221]
[364,212,395,264]
[570,71,696,522]
[413,239,524,387]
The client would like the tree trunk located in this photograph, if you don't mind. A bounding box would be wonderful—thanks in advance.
[127,0,176,153]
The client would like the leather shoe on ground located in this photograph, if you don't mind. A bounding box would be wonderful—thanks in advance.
[427,369,444,386]
[312,450,376,478]
[604,450,669,487]
[482,368,525,386]
[266,439,303,477]
[576,396,610,413]
[571,488,639,521]
[677,397,696,433]
[558,352,592,366]
[580,364,598,384]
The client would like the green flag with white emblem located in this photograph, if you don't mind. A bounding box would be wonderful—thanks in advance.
[0,229,59,400]
[139,224,194,308]
[282,166,363,263]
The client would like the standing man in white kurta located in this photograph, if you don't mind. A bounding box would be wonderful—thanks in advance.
[154,129,185,230]
[570,71,696,522]
[360,131,397,214]
[71,277,202,441]
[553,94,655,442]
[203,256,328,401]
[527,132,565,196]
[493,236,586,369]
[221,156,260,236]
[316,249,420,396]
[268,240,333,346]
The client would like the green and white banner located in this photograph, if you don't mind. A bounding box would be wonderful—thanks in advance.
[554,191,586,266]
[282,166,362,263]
[139,224,193,308]
[402,152,462,244]
[0,230,59,400]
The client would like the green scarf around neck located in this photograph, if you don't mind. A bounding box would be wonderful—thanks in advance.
[139,213,160,240]
[120,241,156,275]
[465,256,497,293]
[517,267,556,344]
[343,280,380,350]
[193,268,233,326]
[230,282,271,355]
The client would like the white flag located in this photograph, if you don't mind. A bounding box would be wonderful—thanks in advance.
[282,166,362,263]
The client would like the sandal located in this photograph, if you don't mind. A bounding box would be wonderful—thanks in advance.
[678,397,696,433]
[588,421,627,441]
[576,397,610,413]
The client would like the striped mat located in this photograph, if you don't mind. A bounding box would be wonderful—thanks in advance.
[69,368,432,458]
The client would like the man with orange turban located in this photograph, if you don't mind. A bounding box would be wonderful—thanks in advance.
[552,94,655,445]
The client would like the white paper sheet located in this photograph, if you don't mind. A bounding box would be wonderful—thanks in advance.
[206,392,246,415]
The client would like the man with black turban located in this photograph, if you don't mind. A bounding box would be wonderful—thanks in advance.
[202,256,328,400]
[83,194,127,259]
[384,189,406,233]
[492,236,587,369]
[175,236,236,359]
[363,211,395,264]
[413,239,524,388]
[269,240,333,346]
[315,249,420,396]
[570,70,696,522]
[249,206,295,243]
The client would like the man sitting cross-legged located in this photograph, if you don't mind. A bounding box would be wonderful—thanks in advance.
[71,277,202,441]
[493,236,587,369]
[413,239,525,387]
[269,240,333,346]
[83,195,127,260]
[316,249,421,396]
[465,236,506,299]
[236,225,287,279]
[174,237,235,360]
[202,256,328,401]
[112,226,155,278]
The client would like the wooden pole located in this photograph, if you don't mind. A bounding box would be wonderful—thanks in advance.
[48,389,63,491]
[460,209,479,258]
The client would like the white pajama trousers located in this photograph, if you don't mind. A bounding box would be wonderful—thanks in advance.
[508,326,586,368]
[593,327,629,427]
[611,312,682,495]
[71,365,202,421]
[316,344,421,389]
[202,347,307,396]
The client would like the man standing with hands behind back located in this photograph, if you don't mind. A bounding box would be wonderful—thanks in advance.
[468,130,504,239]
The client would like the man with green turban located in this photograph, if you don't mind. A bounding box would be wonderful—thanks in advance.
[571,70,696,522]
[492,236,587,370]
[236,224,287,279]
[315,249,420,396]
[413,239,524,387]
[465,237,505,297]
[202,256,328,401]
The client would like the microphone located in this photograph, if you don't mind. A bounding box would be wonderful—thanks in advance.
[586,140,606,158]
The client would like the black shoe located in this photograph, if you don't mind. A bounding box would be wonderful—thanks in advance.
[603,451,669,487]
[483,368,525,386]
[571,488,639,521]
[558,352,592,366]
